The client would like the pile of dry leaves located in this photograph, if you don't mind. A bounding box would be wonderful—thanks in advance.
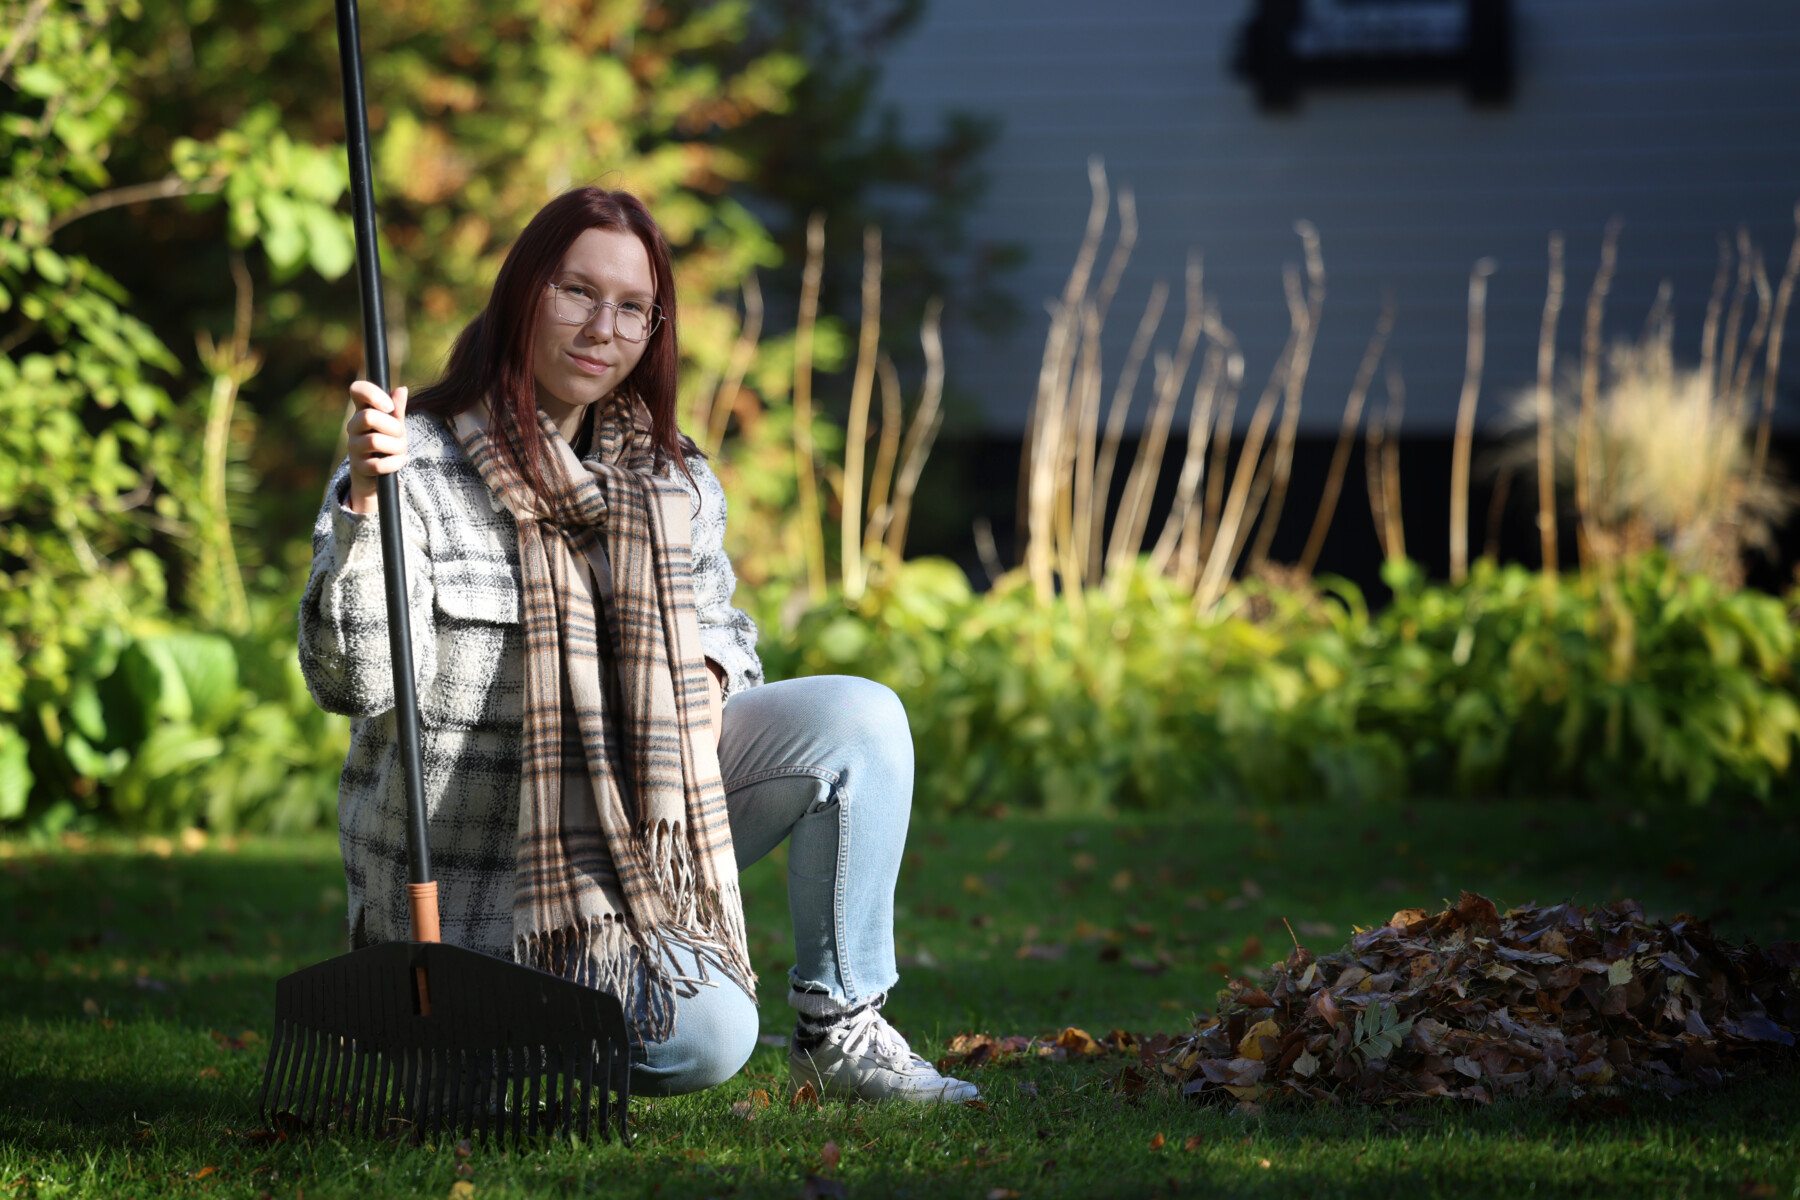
[936,893,1800,1109]
[1167,893,1798,1106]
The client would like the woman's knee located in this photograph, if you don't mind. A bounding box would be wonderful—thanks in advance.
[631,982,759,1097]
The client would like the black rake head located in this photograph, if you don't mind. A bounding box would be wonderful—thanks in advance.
[261,941,632,1145]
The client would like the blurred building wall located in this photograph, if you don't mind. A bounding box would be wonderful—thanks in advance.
[877,0,1800,435]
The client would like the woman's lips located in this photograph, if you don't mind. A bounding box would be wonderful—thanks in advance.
[568,353,611,376]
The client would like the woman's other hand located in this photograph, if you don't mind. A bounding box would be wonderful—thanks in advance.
[344,381,410,514]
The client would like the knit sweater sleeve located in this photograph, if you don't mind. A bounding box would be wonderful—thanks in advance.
[297,440,440,719]
[681,453,764,698]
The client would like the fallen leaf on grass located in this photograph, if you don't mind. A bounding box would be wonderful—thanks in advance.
[821,1140,840,1170]
[192,1167,218,1180]
[198,1067,221,1079]
[1054,1027,1101,1056]
[791,1082,820,1110]
[1148,1132,1165,1149]
[985,1190,1020,1200]
[1016,943,1068,961]
[449,1182,475,1199]
[1183,1135,1204,1151]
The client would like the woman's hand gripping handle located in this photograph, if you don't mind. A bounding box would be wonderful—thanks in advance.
[344,380,410,514]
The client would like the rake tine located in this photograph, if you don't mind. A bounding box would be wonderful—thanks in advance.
[578,1037,594,1143]
[527,1043,543,1138]
[508,1045,525,1146]
[320,1034,347,1130]
[343,1036,366,1131]
[259,1017,288,1119]
[442,1047,461,1139]
[420,1043,441,1139]
[473,1050,491,1146]
[613,1033,631,1144]
[560,1044,575,1140]
[293,1024,322,1127]
[372,1042,394,1137]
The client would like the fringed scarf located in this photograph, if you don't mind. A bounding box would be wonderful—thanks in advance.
[451,395,754,1042]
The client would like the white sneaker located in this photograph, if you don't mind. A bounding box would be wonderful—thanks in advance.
[789,1002,981,1104]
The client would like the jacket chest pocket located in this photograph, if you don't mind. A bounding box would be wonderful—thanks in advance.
[426,558,524,729]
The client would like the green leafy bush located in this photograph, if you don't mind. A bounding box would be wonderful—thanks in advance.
[760,553,1800,813]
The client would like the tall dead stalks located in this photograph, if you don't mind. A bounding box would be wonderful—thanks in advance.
[1299,296,1393,574]
[841,227,882,601]
[1247,222,1326,572]
[1753,205,1800,486]
[1535,233,1566,587]
[1105,256,1204,597]
[1576,220,1620,568]
[792,213,828,602]
[884,300,945,564]
[1449,258,1497,583]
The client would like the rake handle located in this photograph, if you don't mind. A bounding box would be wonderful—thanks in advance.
[334,0,437,929]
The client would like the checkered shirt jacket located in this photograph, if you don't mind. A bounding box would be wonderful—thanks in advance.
[297,412,765,960]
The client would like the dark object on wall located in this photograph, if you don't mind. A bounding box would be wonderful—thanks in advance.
[1234,0,1514,111]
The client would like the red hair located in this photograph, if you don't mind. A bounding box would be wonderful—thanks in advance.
[410,187,699,496]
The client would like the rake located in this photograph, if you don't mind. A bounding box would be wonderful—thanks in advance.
[259,0,632,1144]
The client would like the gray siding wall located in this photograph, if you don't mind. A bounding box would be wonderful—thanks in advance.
[877,1,1800,434]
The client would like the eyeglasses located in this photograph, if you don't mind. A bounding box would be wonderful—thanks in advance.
[546,281,663,343]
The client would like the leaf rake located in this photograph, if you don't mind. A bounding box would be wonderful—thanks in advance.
[260,0,633,1145]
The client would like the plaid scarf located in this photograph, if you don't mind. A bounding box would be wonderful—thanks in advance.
[451,395,754,1042]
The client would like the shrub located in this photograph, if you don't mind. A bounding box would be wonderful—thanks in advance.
[762,552,1800,813]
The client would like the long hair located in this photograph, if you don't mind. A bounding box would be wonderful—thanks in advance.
[410,187,699,497]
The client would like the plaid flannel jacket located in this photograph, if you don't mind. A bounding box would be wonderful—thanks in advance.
[297,412,764,957]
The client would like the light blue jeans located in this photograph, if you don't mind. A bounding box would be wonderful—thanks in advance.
[629,674,912,1096]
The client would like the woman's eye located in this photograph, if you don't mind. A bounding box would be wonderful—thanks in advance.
[620,301,650,316]
[564,284,595,301]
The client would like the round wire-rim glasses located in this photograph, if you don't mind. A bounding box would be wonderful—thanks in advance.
[546,281,662,343]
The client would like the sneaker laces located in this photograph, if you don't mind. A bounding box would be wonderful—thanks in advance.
[832,1005,926,1070]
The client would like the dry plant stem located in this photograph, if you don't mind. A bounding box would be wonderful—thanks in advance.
[1223,266,1310,579]
[1093,188,1137,324]
[1484,465,1513,563]
[1644,279,1674,367]
[1381,365,1407,563]
[1087,280,1168,583]
[1449,258,1497,584]
[1106,255,1204,594]
[1728,253,1772,416]
[863,353,903,563]
[1022,158,1110,598]
[1753,205,1800,486]
[1063,304,1104,610]
[791,213,828,602]
[45,174,225,237]
[841,227,882,602]
[196,253,260,636]
[1248,221,1326,572]
[1178,351,1240,591]
[1149,339,1225,577]
[1194,267,1302,613]
[1365,400,1390,561]
[1699,236,1730,407]
[1718,227,1753,403]
[885,300,945,564]
[1576,220,1621,570]
[1198,355,1241,569]
[0,0,52,80]
[1299,296,1394,575]
[1535,233,1566,588]
[705,273,762,454]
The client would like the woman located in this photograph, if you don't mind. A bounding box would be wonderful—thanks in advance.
[298,187,977,1104]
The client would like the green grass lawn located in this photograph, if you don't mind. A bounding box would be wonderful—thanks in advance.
[3,799,1798,1198]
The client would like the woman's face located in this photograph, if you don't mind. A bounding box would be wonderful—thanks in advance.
[531,226,657,419]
